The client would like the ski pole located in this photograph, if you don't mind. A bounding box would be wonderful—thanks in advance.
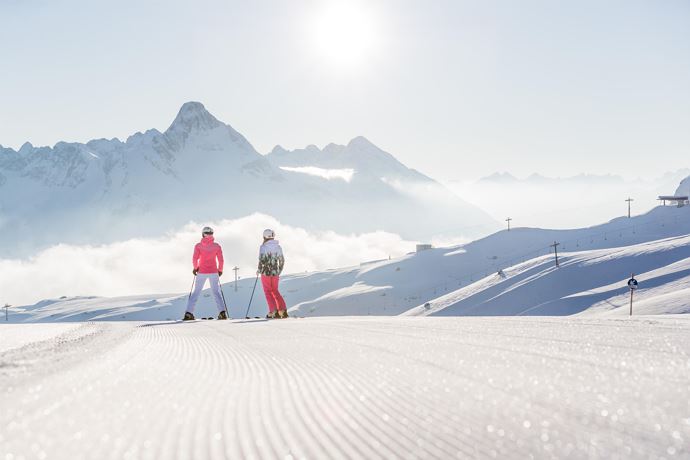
[188,276,196,300]
[219,279,229,314]
[244,274,260,319]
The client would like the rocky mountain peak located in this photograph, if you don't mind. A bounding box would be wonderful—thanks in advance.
[166,101,223,133]
[347,136,376,150]
[19,142,35,154]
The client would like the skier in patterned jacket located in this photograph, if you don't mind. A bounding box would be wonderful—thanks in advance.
[257,229,287,318]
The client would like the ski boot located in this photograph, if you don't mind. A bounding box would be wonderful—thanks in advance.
[182,312,195,321]
[218,310,228,320]
[265,311,278,319]
[278,309,289,319]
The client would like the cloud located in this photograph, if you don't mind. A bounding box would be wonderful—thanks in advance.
[0,213,416,306]
[279,166,355,182]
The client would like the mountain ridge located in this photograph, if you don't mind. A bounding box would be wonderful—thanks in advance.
[0,101,498,257]
[477,172,627,184]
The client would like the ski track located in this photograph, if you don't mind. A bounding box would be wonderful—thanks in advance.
[0,324,82,354]
[0,317,688,459]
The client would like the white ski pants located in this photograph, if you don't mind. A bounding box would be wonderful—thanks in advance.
[186,273,226,313]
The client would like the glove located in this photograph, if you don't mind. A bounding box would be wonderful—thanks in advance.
[218,270,223,277]
[256,269,260,276]
[193,268,199,276]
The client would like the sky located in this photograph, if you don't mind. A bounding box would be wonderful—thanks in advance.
[0,0,689,181]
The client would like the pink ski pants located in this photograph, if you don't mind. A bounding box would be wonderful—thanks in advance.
[261,275,286,312]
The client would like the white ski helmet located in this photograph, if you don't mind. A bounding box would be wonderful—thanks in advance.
[202,226,214,236]
[263,228,275,239]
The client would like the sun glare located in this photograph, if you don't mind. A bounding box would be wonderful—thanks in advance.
[310,2,379,69]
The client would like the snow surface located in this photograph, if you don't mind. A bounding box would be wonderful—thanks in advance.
[287,206,690,318]
[404,234,690,317]
[0,323,79,353]
[0,317,687,459]
[675,176,690,199]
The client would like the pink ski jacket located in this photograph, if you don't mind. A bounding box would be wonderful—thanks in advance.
[193,236,224,274]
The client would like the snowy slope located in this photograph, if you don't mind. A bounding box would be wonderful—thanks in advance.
[284,205,690,318]
[0,102,497,257]
[9,204,690,322]
[676,175,690,198]
[576,254,690,316]
[9,294,186,323]
[403,234,690,317]
[1,317,688,459]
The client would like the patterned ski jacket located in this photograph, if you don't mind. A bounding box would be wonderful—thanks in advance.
[258,239,285,276]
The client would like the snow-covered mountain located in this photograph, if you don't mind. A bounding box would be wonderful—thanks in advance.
[267,137,428,183]
[477,172,627,185]
[0,102,497,257]
[474,170,690,193]
[675,175,690,197]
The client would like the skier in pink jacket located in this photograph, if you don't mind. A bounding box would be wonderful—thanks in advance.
[183,226,227,320]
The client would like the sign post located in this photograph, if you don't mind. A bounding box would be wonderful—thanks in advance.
[627,274,638,316]
[625,197,634,218]
[4,304,10,322]
[550,241,560,267]
[233,266,240,292]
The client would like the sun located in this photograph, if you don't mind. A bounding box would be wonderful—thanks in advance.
[309,2,379,70]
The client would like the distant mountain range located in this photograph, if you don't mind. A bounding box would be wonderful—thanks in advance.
[477,172,627,185]
[0,102,498,257]
[476,170,690,187]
